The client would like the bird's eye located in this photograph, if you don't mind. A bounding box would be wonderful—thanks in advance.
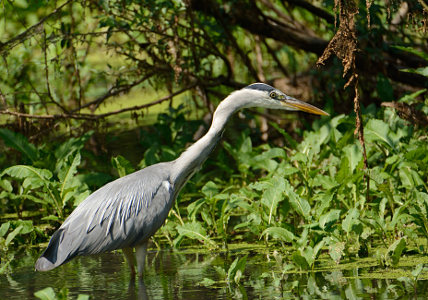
[269,91,278,99]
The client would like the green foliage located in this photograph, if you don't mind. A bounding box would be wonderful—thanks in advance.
[0,130,101,270]
[157,92,428,271]
[2,91,428,275]
[34,287,89,300]
[200,254,248,287]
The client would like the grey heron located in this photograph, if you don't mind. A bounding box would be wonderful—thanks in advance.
[35,83,328,276]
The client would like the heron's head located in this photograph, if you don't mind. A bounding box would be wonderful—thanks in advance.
[241,83,329,116]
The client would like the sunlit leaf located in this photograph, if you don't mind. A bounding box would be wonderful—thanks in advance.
[342,144,362,174]
[365,119,395,149]
[285,180,311,220]
[261,176,286,224]
[176,222,216,246]
[387,238,406,267]
[59,152,81,199]
[201,181,219,198]
[319,209,341,230]
[5,225,23,246]
[34,287,57,300]
[342,208,360,234]
[2,165,52,189]
[199,277,216,287]
[0,222,10,238]
[328,241,345,264]
[0,179,13,192]
[261,226,295,242]
[227,255,247,284]
[411,264,424,278]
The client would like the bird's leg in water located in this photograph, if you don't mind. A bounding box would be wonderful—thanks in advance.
[136,241,148,277]
[122,247,136,276]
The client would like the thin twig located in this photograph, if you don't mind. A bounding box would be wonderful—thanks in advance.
[352,75,370,202]
[71,72,156,112]
[0,0,74,55]
[0,84,196,121]
[0,88,7,108]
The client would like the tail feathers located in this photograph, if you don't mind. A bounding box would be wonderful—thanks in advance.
[35,228,75,271]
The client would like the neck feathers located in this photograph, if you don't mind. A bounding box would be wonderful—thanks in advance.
[170,91,250,185]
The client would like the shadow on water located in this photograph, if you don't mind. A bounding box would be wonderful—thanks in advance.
[1,249,427,299]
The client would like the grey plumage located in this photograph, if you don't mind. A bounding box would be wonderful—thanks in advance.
[36,163,174,271]
[35,83,328,275]
[244,83,275,92]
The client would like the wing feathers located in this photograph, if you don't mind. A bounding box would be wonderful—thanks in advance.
[36,163,174,271]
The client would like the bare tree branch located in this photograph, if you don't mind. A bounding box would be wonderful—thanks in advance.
[0,84,196,121]
[0,0,74,55]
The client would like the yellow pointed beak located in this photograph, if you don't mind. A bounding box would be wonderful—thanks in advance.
[281,97,329,116]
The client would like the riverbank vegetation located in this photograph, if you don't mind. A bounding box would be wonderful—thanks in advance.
[1,0,427,280]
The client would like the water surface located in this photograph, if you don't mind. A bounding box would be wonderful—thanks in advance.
[1,249,427,299]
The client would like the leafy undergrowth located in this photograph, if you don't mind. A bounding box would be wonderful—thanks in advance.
[1,92,427,275]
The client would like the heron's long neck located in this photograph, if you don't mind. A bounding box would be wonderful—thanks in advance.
[171,93,247,185]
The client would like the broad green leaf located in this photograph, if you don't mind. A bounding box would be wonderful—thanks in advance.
[239,136,252,154]
[42,215,61,222]
[55,131,92,160]
[227,255,247,284]
[0,179,12,192]
[214,265,227,277]
[399,165,425,188]
[34,287,57,300]
[199,277,216,287]
[376,73,394,102]
[12,220,33,234]
[76,295,90,300]
[342,144,362,174]
[365,119,395,149]
[285,180,311,220]
[0,129,38,162]
[342,208,360,234]
[5,225,23,246]
[176,222,215,246]
[391,46,428,61]
[186,198,206,221]
[319,209,341,230]
[261,176,286,224]
[397,88,427,104]
[59,152,81,199]
[336,156,350,184]
[0,222,10,237]
[292,252,309,270]
[328,242,345,264]
[269,122,298,148]
[387,238,406,267]
[314,191,335,217]
[312,239,326,260]
[68,189,90,207]
[251,147,285,172]
[2,165,52,189]
[111,155,135,178]
[311,175,339,190]
[201,181,219,198]
[261,226,295,242]
[411,264,424,278]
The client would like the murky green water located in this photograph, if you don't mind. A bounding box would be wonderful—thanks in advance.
[1,248,427,299]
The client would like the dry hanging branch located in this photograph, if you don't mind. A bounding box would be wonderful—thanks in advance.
[317,0,370,200]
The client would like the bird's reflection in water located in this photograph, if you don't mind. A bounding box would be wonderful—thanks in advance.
[127,278,149,300]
